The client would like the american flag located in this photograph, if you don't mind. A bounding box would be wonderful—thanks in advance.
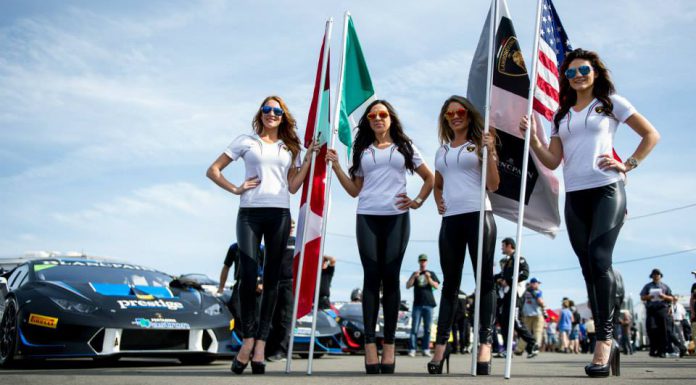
[533,0,572,121]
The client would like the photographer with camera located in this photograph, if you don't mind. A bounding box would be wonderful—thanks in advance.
[407,253,440,357]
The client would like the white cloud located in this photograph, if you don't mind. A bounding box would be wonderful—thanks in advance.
[52,182,225,225]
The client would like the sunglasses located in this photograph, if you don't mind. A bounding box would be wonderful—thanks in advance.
[261,106,284,116]
[444,109,468,119]
[564,65,592,79]
[367,111,389,120]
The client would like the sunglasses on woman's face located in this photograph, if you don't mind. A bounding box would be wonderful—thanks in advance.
[367,111,389,120]
[564,65,592,79]
[444,109,468,119]
[261,106,284,116]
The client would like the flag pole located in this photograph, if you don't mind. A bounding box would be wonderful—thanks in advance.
[286,18,332,374]
[471,0,497,376]
[305,10,350,374]
[503,0,543,379]
[306,16,334,376]
[330,12,350,155]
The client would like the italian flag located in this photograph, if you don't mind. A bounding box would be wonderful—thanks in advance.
[337,15,375,158]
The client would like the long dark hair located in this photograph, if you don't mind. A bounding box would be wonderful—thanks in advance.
[437,95,493,160]
[554,49,616,131]
[348,100,416,178]
[252,95,301,162]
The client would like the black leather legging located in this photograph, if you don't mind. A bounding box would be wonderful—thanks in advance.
[565,181,626,341]
[436,211,497,345]
[236,207,291,340]
[356,212,410,344]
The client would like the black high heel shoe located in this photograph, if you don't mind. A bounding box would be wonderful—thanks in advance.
[476,360,492,375]
[364,343,380,374]
[427,344,451,374]
[231,355,249,374]
[380,358,396,374]
[364,361,380,375]
[380,344,396,374]
[250,360,266,375]
[476,344,493,375]
[585,341,620,377]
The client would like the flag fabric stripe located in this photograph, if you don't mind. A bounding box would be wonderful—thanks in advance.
[535,76,559,108]
[537,47,559,79]
[338,16,375,157]
[533,0,572,121]
[532,98,556,122]
[292,35,330,320]
[467,0,561,237]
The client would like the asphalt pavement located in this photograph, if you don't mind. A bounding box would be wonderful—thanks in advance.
[0,351,693,385]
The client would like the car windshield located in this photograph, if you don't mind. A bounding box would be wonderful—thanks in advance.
[181,274,217,285]
[33,261,171,287]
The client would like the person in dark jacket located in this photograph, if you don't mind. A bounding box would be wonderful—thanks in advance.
[640,268,674,357]
[452,290,472,354]
[612,270,632,354]
[495,237,538,358]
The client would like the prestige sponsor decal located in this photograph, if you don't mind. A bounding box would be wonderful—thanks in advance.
[117,299,184,310]
[28,313,59,329]
[131,317,190,330]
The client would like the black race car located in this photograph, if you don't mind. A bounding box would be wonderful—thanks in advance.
[0,258,236,367]
[291,309,344,358]
[337,302,418,354]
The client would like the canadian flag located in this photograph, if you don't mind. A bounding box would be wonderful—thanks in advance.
[292,35,330,319]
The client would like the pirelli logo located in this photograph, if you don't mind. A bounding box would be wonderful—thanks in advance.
[28,313,59,329]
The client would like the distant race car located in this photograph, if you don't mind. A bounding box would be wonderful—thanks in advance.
[0,258,236,367]
[292,309,344,358]
[337,302,417,354]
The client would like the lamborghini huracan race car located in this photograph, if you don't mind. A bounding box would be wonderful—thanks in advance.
[0,258,236,366]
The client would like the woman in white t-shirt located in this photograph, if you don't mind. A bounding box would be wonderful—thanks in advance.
[207,95,317,375]
[520,49,659,377]
[326,100,434,374]
[427,95,499,375]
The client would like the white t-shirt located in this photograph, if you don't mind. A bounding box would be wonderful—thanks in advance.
[672,303,686,322]
[434,142,492,217]
[224,133,301,209]
[552,94,636,192]
[355,143,425,215]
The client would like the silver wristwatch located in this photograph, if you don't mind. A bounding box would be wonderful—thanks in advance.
[626,156,639,170]
[414,197,423,205]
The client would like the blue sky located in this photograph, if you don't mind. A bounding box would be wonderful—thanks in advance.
[1,0,695,311]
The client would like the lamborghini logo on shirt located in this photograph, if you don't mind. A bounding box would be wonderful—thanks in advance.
[28,313,59,329]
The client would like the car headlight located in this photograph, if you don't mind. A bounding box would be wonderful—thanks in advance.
[204,303,222,316]
[50,298,98,314]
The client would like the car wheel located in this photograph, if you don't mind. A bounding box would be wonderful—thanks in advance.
[0,298,19,367]
[178,356,216,365]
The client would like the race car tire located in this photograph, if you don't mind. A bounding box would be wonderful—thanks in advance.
[298,353,325,359]
[178,356,216,365]
[0,298,19,368]
[92,356,121,365]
